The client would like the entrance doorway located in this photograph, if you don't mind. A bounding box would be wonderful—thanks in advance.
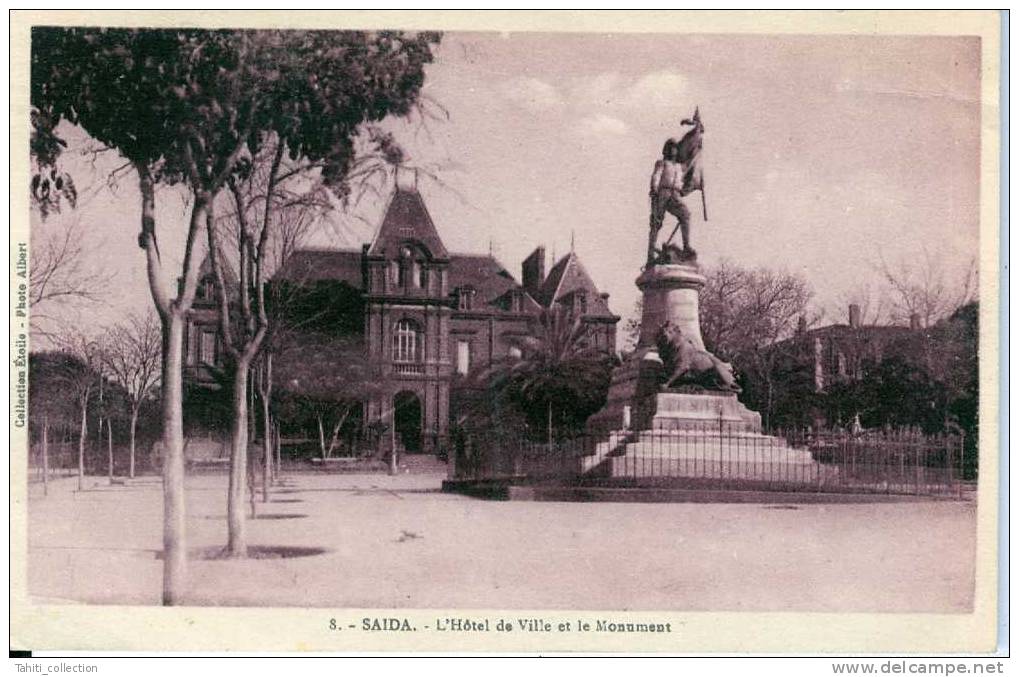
[393,391,422,453]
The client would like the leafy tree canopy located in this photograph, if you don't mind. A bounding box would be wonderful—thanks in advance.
[31,27,441,195]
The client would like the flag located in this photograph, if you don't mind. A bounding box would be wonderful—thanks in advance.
[676,108,704,195]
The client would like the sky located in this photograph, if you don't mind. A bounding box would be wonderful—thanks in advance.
[31,31,982,344]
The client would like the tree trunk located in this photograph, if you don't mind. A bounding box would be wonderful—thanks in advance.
[42,416,49,497]
[161,313,188,605]
[262,353,273,495]
[547,401,553,446]
[107,418,114,483]
[248,445,256,520]
[318,416,327,459]
[261,393,272,502]
[226,359,251,557]
[326,409,348,458]
[389,416,398,476]
[129,408,139,479]
[77,399,87,491]
[246,367,256,519]
[274,422,282,483]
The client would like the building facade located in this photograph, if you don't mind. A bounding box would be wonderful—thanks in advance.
[758,304,921,429]
[185,185,619,455]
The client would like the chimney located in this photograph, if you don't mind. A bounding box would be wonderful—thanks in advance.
[848,304,861,329]
[522,246,546,297]
[394,166,418,192]
[797,315,807,335]
[909,313,922,330]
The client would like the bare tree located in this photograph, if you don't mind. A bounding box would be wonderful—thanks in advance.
[207,128,348,551]
[252,153,330,496]
[835,282,890,326]
[274,333,386,458]
[100,313,162,479]
[877,248,977,328]
[699,260,815,427]
[29,352,81,495]
[699,259,754,358]
[52,330,103,491]
[29,216,113,337]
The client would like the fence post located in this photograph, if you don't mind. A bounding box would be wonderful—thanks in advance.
[41,418,49,496]
[913,431,921,495]
[958,429,966,499]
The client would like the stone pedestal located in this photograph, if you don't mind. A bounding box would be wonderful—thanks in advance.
[588,262,715,435]
[585,261,824,482]
[649,391,760,433]
[636,263,707,350]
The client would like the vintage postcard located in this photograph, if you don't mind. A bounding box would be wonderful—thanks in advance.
[9,10,1003,654]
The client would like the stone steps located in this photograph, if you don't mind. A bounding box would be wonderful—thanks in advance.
[582,429,831,483]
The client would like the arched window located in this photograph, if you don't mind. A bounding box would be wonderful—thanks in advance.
[393,319,421,363]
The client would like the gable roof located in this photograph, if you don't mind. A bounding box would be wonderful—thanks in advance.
[368,189,450,260]
[448,254,523,308]
[537,252,616,319]
[276,248,364,287]
[186,254,238,303]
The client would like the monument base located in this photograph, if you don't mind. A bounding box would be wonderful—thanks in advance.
[586,350,760,435]
[581,429,831,483]
[584,356,824,484]
[582,259,828,483]
[649,391,761,433]
[579,426,832,484]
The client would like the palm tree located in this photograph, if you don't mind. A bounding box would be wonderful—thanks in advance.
[474,306,614,443]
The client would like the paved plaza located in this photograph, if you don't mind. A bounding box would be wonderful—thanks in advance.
[25,472,976,612]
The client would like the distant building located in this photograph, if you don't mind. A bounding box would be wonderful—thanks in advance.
[184,184,619,455]
[182,257,235,388]
[760,303,922,428]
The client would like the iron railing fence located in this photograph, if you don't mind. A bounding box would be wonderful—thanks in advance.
[451,423,966,497]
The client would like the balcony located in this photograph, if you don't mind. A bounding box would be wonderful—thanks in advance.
[393,363,426,376]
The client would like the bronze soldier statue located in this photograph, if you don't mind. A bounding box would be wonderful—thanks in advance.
[648,138,692,265]
[647,108,706,266]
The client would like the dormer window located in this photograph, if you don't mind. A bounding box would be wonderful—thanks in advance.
[573,290,588,315]
[396,244,431,290]
[457,287,475,311]
[201,279,215,301]
[200,330,218,366]
[510,289,524,313]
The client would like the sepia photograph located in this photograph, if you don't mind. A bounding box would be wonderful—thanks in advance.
[9,10,1003,655]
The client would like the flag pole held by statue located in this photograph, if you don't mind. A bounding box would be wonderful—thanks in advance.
[664,106,708,249]
[700,171,708,221]
[688,105,708,222]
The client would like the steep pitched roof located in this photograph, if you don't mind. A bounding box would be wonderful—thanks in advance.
[195,252,238,289]
[276,249,364,287]
[537,252,616,319]
[448,254,522,308]
[368,189,450,260]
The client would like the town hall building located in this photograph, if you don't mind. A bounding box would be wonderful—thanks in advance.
[184,183,620,456]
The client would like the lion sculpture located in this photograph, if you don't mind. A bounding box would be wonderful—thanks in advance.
[655,321,741,392]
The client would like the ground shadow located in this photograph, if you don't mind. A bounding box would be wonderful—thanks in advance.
[157,545,329,560]
[195,513,308,520]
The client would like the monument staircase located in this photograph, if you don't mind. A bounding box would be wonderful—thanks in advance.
[583,260,832,486]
